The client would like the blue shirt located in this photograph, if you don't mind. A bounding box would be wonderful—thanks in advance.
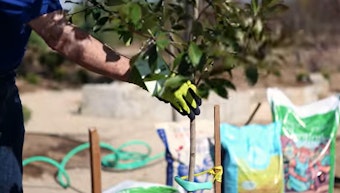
[0,0,62,74]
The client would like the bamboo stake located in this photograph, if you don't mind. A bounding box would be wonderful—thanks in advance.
[214,105,222,193]
[89,128,102,193]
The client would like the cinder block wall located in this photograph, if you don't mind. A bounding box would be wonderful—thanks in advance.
[80,73,331,124]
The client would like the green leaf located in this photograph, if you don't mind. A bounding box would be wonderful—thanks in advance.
[172,24,185,30]
[245,66,259,85]
[197,83,210,99]
[156,33,170,50]
[129,54,148,90]
[129,4,142,25]
[214,86,228,99]
[192,21,203,37]
[93,25,102,33]
[119,31,133,46]
[188,42,202,67]
[164,75,188,90]
[210,78,236,90]
[104,0,125,6]
[251,0,260,15]
[144,73,168,81]
[253,19,263,36]
[143,44,158,66]
[141,14,159,31]
[178,54,193,76]
[96,16,109,26]
[92,9,101,20]
[173,53,184,70]
[204,78,234,99]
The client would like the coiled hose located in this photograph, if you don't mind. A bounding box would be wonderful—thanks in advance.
[23,140,164,188]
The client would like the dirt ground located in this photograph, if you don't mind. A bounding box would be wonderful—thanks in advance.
[18,86,340,193]
[20,88,169,193]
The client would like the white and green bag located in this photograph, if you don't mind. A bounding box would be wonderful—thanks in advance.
[267,88,340,193]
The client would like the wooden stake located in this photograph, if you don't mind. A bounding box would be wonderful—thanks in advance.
[214,105,222,193]
[89,128,102,193]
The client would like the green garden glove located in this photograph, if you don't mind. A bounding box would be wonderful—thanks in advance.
[157,79,201,120]
[128,47,201,120]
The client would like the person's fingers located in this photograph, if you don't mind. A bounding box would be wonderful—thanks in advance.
[170,103,186,116]
[192,106,200,115]
[187,110,195,120]
[183,94,200,116]
[187,83,202,106]
[189,88,202,106]
[171,98,196,120]
[171,101,185,114]
[186,88,201,116]
[178,97,191,115]
[183,89,198,110]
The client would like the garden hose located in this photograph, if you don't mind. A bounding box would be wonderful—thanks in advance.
[23,140,165,189]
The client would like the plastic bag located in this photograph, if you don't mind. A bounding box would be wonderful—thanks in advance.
[267,88,340,193]
[156,120,215,193]
[220,122,284,193]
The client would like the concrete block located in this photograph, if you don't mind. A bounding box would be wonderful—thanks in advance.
[80,82,173,121]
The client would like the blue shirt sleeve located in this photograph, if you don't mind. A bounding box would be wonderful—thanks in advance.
[30,0,63,22]
[0,0,62,24]
[0,0,63,74]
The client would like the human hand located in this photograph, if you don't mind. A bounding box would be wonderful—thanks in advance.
[128,44,202,119]
[158,80,202,120]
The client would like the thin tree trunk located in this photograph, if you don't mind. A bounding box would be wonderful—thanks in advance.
[185,0,199,192]
[188,119,196,183]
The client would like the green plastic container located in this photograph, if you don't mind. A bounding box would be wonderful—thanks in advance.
[117,186,179,193]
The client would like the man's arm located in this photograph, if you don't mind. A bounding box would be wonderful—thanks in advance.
[28,10,131,82]
[28,9,202,119]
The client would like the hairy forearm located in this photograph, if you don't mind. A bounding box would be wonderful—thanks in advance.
[29,10,132,82]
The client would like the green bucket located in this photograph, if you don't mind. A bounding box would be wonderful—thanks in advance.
[117,186,179,193]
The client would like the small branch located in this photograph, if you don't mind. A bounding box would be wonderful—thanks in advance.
[244,102,261,125]
[188,119,196,183]
[196,2,213,21]
[164,48,177,59]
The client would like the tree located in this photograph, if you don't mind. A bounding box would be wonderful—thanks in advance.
[66,0,288,191]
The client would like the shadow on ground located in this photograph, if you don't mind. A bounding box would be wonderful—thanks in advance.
[23,133,90,179]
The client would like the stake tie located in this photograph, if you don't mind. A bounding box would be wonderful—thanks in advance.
[174,165,223,192]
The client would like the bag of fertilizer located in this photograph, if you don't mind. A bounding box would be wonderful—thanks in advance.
[156,120,215,193]
[220,122,284,193]
[267,88,340,193]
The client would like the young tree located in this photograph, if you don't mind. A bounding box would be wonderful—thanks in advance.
[67,0,288,190]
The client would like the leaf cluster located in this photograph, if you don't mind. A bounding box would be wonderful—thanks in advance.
[67,0,288,99]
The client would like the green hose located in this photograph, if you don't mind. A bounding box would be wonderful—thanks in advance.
[23,140,164,189]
